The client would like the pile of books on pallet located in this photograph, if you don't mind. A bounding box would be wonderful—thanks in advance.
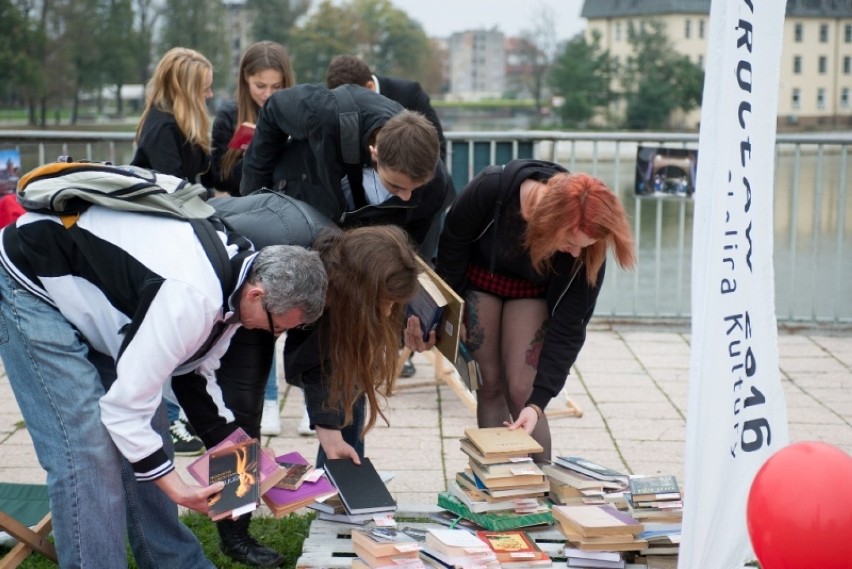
[543,456,629,507]
[626,475,683,558]
[351,527,425,569]
[437,427,553,531]
[312,457,398,525]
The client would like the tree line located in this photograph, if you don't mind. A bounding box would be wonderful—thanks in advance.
[0,0,702,130]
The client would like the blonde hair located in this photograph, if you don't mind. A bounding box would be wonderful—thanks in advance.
[136,47,213,153]
[525,173,636,286]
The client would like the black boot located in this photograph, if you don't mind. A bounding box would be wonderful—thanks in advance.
[217,513,285,568]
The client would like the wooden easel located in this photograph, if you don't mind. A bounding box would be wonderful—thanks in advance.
[396,347,584,418]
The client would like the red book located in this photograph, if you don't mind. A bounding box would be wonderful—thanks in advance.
[227,122,255,150]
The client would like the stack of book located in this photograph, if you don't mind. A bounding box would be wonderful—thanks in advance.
[551,504,647,553]
[322,457,398,522]
[541,462,625,506]
[421,528,499,568]
[350,527,425,569]
[261,451,338,517]
[563,547,625,568]
[625,475,683,525]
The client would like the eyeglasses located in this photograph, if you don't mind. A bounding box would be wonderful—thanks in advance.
[265,307,277,335]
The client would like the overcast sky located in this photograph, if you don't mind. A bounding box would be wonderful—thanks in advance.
[388,0,586,42]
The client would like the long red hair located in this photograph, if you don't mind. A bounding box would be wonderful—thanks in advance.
[525,172,636,285]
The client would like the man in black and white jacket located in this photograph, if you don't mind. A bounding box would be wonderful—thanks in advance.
[0,204,326,568]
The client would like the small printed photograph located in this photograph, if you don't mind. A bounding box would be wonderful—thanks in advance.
[635,146,697,198]
[0,149,21,195]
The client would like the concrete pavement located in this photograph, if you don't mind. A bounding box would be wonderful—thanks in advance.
[1,322,851,508]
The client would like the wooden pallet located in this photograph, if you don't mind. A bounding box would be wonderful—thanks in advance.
[294,516,679,568]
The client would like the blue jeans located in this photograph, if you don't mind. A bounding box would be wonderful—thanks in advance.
[0,265,213,569]
[264,352,278,401]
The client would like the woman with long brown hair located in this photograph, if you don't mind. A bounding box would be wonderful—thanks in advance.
[211,41,295,196]
[436,160,636,462]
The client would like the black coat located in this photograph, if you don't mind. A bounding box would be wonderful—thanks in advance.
[240,83,449,245]
[436,159,603,410]
[131,107,213,188]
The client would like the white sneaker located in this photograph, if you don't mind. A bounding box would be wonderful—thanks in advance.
[297,408,314,436]
[260,399,281,436]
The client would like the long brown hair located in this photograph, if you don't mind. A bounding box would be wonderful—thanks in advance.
[136,47,213,152]
[313,226,419,437]
[220,41,295,181]
[525,172,636,285]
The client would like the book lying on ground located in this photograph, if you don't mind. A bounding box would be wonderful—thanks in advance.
[187,427,286,496]
[554,456,630,487]
[475,530,552,566]
[406,271,448,342]
[227,121,255,150]
[323,457,397,515]
[541,463,623,491]
[207,438,260,521]
[414,256,464,363]
[460,438,535,466]
[464,427,544,458]
[262,451,337,518]
[627,475,681,502]
[422,528,497,567]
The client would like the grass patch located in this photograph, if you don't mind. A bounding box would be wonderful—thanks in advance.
[0,511,314,568]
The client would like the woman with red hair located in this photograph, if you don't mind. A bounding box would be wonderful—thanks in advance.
[436,160,636,461]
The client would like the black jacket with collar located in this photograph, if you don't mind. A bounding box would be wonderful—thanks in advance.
[436,159,604,411]
[240,83,449,246]
[131,107,213,188]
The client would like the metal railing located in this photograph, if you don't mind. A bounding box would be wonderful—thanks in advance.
[2,129,851,324]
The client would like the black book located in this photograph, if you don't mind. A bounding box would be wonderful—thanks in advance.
[323,457,398,515]
[207,438,260,521]
[406,271,448,341]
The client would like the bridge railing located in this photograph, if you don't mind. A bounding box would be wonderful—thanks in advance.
[2,129,850,324]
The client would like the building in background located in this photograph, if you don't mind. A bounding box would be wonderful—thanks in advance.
[581,0,852,129]
[223,0,252,96]
[446,29,506,101]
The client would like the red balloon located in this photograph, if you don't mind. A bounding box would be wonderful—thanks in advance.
[747,441,852,569]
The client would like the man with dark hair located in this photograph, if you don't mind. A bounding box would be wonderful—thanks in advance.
[240,83,451,246]
[326,54,447,162]
[325,54,457,377]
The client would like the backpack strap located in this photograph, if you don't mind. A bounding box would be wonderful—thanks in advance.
[330,86,367,209]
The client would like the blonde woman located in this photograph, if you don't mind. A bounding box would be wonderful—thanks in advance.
[132,47,215,189]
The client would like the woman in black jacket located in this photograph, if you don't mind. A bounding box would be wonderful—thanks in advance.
[211,41,295,196]
[436,160,636,461]
[131,47,214,188]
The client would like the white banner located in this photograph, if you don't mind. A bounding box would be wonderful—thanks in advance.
[680,1,790,568]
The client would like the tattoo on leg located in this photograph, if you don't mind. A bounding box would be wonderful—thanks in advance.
[464,294,485,352]
[524,320,549,368]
